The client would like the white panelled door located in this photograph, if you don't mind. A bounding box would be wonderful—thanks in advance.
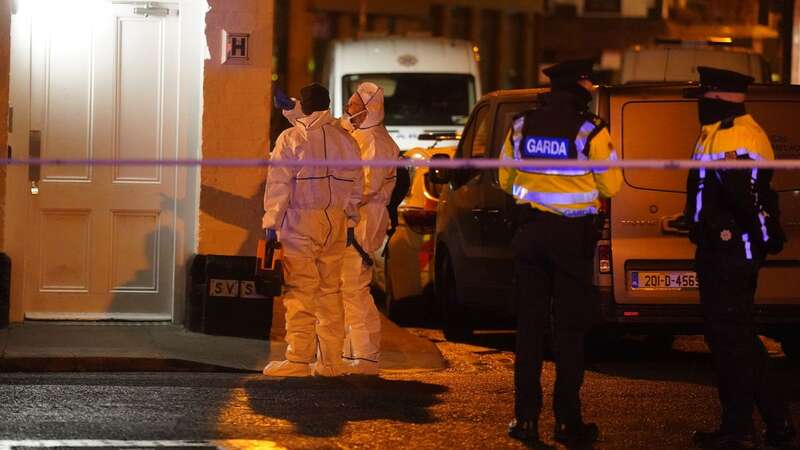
[18,1,179,319]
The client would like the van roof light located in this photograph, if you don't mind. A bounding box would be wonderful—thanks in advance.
[472,45,480,63]
[707,36,733,45]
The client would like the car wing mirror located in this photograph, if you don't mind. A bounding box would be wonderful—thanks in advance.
[426,153,451,185]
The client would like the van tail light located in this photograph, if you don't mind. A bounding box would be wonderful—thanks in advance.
[598,198,610,215]
[597,243,612,274]
[598,198,611,239]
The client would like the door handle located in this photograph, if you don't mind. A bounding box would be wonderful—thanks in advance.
[29,130,41,195]
[471,208,502,214]
[661,214,689,235]
[471,208,503,220]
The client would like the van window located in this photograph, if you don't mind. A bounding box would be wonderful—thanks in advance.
[492,101,537,157]
[460,105,490,159]
[621,100,800,192]
[484,100,537,186]
[343,73,475,126]
[451,104,489,186]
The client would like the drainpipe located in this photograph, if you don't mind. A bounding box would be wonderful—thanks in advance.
[358,0,367,39]
[782,0,796,83]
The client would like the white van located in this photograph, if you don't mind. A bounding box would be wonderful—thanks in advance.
[325,37,482,150]
[621,43,770,84]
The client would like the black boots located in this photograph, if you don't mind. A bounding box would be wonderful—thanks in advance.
[508,419,555,449]
[764,421,798,449]
[693,422,797,449]
[554,421,600,447]
[508,419,539,442]
[692,429,759,450]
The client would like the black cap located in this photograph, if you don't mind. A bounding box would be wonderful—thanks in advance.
[543,59,595,88]
[683,66,755,98]
[300,82,330,115]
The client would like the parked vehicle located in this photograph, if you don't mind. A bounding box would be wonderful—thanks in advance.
[621,42,770,84]
[325,36,481,150]
[430,84,800,358]
[381,135,456,316]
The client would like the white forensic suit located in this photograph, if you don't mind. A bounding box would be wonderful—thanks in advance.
[282,98,304,126]
[340,83,400,374]
[262,109,363,377]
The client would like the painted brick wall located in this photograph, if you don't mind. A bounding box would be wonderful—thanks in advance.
[199,0,273,256]
[0,0,10,251]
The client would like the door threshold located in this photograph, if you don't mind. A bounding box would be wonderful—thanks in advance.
[24,312,173,322]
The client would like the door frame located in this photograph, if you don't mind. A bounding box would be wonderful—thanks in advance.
[5,0,206,323]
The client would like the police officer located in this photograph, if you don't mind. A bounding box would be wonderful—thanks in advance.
[499,59,622,447]
[684,67,796,450]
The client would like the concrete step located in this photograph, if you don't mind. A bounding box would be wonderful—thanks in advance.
[0,316,444,372]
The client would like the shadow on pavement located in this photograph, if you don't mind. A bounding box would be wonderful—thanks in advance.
[586,334,800,394]
[243,375,447,437]
[380,290,800,398]
[452,328,800,394]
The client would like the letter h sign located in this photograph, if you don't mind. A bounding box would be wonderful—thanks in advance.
[222,30,250,65]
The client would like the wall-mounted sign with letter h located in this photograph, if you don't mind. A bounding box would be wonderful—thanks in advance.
[222,30,250,65]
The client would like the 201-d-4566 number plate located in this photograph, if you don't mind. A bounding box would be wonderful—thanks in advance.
[629,271,699,291]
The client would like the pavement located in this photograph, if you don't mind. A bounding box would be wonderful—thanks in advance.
[0,332,797,449]
[0,315,445,372]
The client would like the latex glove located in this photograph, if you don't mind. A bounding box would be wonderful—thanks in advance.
[346,227,355,247]
[273,87,296,111]
[265,228,277,244]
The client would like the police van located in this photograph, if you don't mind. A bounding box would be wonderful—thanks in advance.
[430,84,800,358]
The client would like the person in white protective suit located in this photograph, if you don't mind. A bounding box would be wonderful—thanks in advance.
[339,82,400,375]
[281,97,305,126]
[262,83,364,377]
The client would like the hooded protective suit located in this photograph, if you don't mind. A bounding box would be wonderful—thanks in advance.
[262,109,363,377]
[281,98,304,126]
[340,83,400,373]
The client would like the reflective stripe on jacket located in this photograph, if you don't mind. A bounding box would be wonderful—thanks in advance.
[498,94,622,217]
[685,114,779,260]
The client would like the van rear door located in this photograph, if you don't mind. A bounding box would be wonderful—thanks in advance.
[608,85,800,314]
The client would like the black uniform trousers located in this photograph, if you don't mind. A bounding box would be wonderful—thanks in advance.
[512,207,597,426]
[696,246,788,434]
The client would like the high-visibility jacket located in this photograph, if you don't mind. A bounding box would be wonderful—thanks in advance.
[684,113,785,259]
[498,91,622,217]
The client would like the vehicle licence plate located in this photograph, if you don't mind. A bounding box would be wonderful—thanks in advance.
[629,271,699,291]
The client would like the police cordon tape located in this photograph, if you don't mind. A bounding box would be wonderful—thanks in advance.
[2,157,800,170]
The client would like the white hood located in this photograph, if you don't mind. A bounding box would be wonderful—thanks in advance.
[353,82,385,130]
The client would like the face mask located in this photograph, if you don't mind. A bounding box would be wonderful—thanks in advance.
[344,109,367,130]
[340,116,355,131]
[697,98,746,126]
[552,82,593,108]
